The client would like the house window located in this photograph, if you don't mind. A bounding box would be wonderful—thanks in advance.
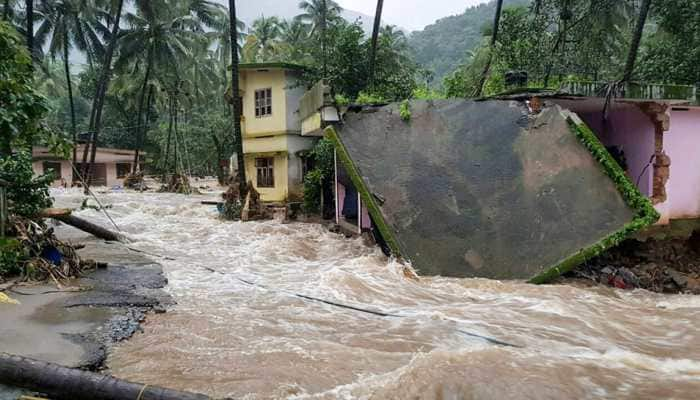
[256,157,274,188]
[255,88,272,118]
[116,163,132,178]
[42,162,62,180]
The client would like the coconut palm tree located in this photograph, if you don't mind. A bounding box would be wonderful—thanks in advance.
[114,0,200,172]
[244,16,281,61]
[186,0,224,29]
[621,0,652,83]
[3,0,17,20]
[474,0,503,97]
[228,0,245,194]
[277,16,309,62]
[25,0,33,57]
[297,0,342,76]
[367,0,383,88]
[81,0,125,186]
[209,11,245,93]
[35,0,101,165]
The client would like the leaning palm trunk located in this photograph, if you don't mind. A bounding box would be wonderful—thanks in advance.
[132,54,154,172]
[2,0,10,20]
[25,0,33,59]
[473,0,503,98]
[162,96,174,182]
[63,30,78,167]
[82,0,124,188]
[229,0,246,196]
[621,0,652,83]
[321,0,326,77]
[367,0,384,89]
[602,0,653,118]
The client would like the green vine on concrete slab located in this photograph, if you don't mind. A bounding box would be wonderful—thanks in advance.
[324,126,403,257]
[529,114,660,284]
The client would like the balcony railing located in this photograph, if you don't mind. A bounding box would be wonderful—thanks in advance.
[561,81,698,103]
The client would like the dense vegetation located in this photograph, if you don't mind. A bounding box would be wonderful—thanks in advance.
[440,0,700,96]
[1,0,698,183]
[0,19,58,276]
[408,0,530,85]
[2,0,419,181]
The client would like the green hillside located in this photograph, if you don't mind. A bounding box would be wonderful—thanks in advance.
[409,0,530,84]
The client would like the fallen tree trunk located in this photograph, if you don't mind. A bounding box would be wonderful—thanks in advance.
[54,214,126,242]
[38,208,73,218]
[0,353,212,400]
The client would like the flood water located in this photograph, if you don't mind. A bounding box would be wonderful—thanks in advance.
[53,189,700,399]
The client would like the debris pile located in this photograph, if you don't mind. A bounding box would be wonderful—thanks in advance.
[220,181,271,221]
[241,184,269,221]
[158,173,197,194]
[220,182,244,220]
[123,172,148,191]
[568,236,700,294]
[2,217,94,284]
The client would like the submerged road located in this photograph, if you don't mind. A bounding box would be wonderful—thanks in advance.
[50,189,700,399]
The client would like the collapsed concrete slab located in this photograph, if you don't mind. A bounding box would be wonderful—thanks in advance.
[327,99,658,281]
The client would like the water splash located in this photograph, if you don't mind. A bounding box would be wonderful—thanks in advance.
[51,189,700,399]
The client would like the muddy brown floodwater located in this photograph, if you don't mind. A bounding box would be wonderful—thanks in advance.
[51,189,700,399]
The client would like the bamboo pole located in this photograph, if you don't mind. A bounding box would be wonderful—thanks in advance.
[0,353,212,400]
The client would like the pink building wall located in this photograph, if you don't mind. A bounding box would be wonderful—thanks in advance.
[577,105,656,197]
[664,108,700,220]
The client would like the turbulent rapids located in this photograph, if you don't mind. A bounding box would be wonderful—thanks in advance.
[51,189,700,400]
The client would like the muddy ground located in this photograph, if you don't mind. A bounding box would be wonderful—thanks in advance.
[0,228,171,398]
[560,233,700,294]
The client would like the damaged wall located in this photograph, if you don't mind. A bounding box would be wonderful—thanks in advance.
[665,108,700,220]
[576,104,656,198]
[329,100,652,280]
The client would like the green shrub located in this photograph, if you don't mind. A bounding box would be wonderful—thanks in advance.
[355,91,388,105]
[0,238,24,277]
[0,151,54,217]
[302,169,324,213]
[221,199,243,220]
[0,21,49,156]
[302,138,336,214]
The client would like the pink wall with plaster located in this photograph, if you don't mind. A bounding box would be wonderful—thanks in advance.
[664,108,700,220]
[577,105,656,197]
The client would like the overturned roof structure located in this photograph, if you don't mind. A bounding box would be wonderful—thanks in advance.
[327,99,658,281]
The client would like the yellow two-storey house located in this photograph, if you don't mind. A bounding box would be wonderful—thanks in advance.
[233,63,318,203]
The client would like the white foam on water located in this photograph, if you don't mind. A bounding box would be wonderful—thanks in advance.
[50,190,700,399]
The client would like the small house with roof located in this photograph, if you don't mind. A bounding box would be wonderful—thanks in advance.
[32,145,142,188]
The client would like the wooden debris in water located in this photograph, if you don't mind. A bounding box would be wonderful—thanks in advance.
[159,173,199,194]
[123,172,148,191]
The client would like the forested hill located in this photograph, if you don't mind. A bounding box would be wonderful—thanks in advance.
[409,0,530,84]
[214,0,378,32]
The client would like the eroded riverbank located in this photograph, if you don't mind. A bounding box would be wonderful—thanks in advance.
[0,227,170,371]
[41,189,700,399]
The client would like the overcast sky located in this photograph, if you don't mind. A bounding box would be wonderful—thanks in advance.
[336,0,490,31]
